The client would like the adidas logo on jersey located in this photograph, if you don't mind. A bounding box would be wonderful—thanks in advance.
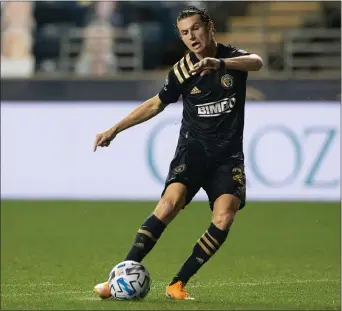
[190,86,201,95]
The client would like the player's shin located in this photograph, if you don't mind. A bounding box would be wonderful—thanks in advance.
[170,223,229,285]
[125,214,166,262]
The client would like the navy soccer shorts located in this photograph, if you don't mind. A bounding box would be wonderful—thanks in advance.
[161,142,246,210]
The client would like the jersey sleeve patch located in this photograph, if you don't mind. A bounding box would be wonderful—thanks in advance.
[158,70,182,104]
[173,54,195,84]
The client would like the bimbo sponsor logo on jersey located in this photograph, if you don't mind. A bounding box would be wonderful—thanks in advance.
[196,94,236,117]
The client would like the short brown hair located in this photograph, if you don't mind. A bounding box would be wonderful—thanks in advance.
[176,6,213,30]
[176,6,215,32]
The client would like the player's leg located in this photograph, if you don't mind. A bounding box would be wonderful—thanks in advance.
[94,183,188,299]
[95,143,204,299]
[166,161,246,299]
[166,195,240,293]
[124,182,187,263]
[124,142,205,263]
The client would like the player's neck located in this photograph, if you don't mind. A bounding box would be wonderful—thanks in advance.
[194,40,218,60]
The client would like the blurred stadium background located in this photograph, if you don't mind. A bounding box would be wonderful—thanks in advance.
[0,1,341,78]
[1,0,340,201]
[1,1,341,310]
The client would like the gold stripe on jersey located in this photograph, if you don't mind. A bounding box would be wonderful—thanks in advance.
[173,54,195,84]
[173,62,184,84]
[180,57,190,79]
[185,53,195,71]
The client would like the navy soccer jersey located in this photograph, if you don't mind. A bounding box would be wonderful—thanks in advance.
[158,43,250,159]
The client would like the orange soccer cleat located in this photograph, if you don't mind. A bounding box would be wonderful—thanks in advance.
[165,281,194,300]
[93,281,111,299]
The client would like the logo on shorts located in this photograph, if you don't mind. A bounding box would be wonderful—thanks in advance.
[232,166,246,199]
[173,164,186,174]
[232,167,245,186]
[221,74,233,89]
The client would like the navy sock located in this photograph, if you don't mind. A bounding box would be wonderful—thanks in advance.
[171,223,229,285]
[125,214,166,262]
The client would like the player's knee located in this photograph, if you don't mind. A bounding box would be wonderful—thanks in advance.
[153,193,186,225]
[212,194,240,230]
[212,210,236,230]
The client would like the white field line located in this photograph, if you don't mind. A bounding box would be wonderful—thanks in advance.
[2,279,340,297]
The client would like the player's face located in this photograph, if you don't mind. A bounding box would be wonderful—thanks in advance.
[177,15,213,54]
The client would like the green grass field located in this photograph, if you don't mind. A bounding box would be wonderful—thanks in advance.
[1,200,340,310]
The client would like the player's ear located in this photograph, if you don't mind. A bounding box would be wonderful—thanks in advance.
[207,21,215,35]
[175,22,182,39]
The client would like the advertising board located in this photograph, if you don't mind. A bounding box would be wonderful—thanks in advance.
[1,102,340,201]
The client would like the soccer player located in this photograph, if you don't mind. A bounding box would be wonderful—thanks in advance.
[93,6,263,300]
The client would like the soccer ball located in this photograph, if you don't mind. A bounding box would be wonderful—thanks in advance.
[108,260,151,300]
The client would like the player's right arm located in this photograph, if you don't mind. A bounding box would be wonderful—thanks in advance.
[94,68,182,152]
[93,95,165,151]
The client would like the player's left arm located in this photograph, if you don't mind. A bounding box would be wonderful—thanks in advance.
[220,53,263,72]
[189,48,263,75]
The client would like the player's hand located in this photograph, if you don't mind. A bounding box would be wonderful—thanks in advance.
[189,57,220,76]
[93,128,117,152]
